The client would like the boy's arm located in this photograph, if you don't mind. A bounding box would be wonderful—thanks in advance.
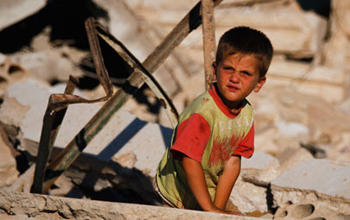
[214,155,241,210]
[182,155,228,214]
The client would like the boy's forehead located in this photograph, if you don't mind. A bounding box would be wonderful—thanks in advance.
[222,52,260,65]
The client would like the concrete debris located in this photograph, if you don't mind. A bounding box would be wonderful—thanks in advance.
[11,49,85,83]
[0,189,260,220]
[0,125,19,188]
[241,151,280,186]
[231,179,269,215]
[271,159,350,218]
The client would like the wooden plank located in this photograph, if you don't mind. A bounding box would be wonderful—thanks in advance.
[201,0,216,90]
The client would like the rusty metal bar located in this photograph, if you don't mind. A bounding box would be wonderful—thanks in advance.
[201,0,217,90]
[95,23,178,127]
[31,76,78,194]
[42,0,223,193]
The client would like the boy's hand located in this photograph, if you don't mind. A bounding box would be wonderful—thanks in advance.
[206,206,243,216]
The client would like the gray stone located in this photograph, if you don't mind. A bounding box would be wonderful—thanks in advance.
[241,151,280,186]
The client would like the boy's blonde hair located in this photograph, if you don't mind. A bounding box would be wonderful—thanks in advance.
[216,26,273,77]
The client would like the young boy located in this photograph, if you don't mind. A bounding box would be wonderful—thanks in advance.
[155,26,273,215]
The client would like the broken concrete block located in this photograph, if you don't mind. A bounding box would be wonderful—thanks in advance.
[4,77,51,145]
[0,126,19,188]
[241,151,280,186]
[0,189,262,220]
[230,179,269,214]
[175,10,326,59]
[216,10,327,58]
[0,0,46,31]
[323,0,350,72]
[271,159,350,215]
[11,50,84,83]
[0,96,29,129]
[274,202,350,220]
[267,58,347,103]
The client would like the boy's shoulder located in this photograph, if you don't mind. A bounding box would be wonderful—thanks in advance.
[179,90,214,117]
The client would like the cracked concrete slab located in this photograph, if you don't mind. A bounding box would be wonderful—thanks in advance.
[0,189,263,220]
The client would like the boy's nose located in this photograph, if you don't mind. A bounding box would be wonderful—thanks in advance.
[230,72,240,83]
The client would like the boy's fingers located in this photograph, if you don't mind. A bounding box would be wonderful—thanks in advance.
[229,211,243,216]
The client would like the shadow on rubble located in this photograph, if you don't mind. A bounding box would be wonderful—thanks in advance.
[44,116,172,206]
[50,147,163,206]
[0,0,108,53]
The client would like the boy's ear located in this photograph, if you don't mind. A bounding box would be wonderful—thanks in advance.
[212,62,217,81]
[254,76,266,93]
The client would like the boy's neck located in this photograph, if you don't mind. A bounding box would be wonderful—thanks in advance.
[212,83,243,114]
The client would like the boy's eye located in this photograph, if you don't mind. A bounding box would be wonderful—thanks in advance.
[242,71,252,76]
[223,67,233,71]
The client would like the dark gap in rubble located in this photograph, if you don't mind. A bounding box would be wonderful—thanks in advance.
[266,183,278,214]
[76,186,151,205]
[134,85,162,115]
[286,56,313,63]
[15,153,30,174]
[296,0,331,18]
[8,65,22,75]
[46,0,108,49]
[0,8,49,53]
[0,0,108,53]
[78,36,134,90]
[49,79,62,86]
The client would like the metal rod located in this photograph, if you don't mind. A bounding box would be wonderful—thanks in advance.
[201,0,217,90]
[42,0,223,193]
[31,76,78,193]
[96,26,179,127]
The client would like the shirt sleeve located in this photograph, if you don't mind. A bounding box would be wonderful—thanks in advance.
[233,123,254,158]
[170,113,211,162]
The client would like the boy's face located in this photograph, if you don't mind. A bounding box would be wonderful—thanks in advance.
[212,53,266,109]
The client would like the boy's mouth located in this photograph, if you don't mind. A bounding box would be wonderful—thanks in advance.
[227,85,240,92]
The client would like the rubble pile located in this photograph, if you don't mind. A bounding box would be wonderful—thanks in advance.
[0,0,350,219]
